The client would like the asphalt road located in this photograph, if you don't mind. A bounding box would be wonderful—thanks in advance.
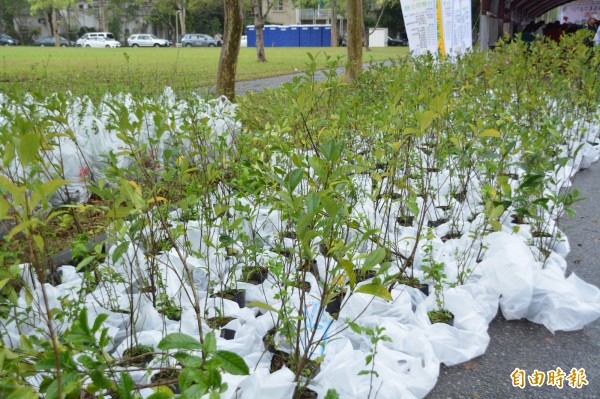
[427,160,600,399]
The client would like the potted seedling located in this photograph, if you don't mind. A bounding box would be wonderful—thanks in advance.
[422,243,454,325]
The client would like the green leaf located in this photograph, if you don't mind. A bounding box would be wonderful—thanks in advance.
[306,192,320,213]
[39,180,70,198]
[8,220,38,240]
[247,301,278,313]
[286,168,304,193]
[76,255,97,272]
[91,369,115,390]
[338,259,356,288]
[324,388,340,399]
[214,350,250,375]
[362,248,386,271]
[180,384,208,399]
[296,212,315,234]
[111,242,130,264]
[78,308,90,335]
[147,390,174,399]
[479,129,501,138]
[173,352,203,368]
[7,386,38,399]
[45,372,80,399]
[488,204,505,219]
[489,220,503,231]
[117,372,135,399]
[158,333,202,351]
[355,281,393,301]
[35,357,60,371]
[203,331,217,354]
[419,110,435,132]
[17,132,40,168]
[0,278,10,291]
[321,196,339,217]
[92,313,109,333]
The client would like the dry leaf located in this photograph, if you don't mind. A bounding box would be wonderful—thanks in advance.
[463,360,479,370]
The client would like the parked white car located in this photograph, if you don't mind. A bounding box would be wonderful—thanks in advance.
[79,37,121,48]
[76,32,117,47]
[127,34,170,47]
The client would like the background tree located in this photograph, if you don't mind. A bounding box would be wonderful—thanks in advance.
[251,0,277,62]
[0,0,29,44]
[217,0,243,99]
[378,0,405,39]
[29,0,76,46]
[345,0,363,81]
[187,0,228,36]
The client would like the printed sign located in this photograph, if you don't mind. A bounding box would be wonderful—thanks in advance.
[401,0,472,57]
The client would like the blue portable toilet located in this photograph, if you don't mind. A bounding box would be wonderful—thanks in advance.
[279,27,289,47]
[310,25,322,47]
[322,25,332,46]
[247,26,256,47]
[265,26,278,47]
[299,25,311,47]
[288,26,300,47]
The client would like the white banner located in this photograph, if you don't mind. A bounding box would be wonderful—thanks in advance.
[401,0,439,56]
[557,1,600,25]
[401,0,472,57]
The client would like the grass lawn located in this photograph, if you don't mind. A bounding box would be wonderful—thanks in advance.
[0,46,409,100]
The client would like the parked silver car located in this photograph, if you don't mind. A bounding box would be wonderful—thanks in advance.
[181,34,217,47]
[127,34,169,47]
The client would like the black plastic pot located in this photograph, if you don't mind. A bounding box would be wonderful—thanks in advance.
[210,289,246,308]
[220,328,236,340]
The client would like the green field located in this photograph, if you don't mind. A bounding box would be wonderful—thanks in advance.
[0,46,409,100]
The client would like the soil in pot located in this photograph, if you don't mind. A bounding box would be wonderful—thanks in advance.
[398,275,429,296]
[295,280,312,293]
[270,350,290,373]
[441,231,462,242]
[294,386,319,399]
[122,344,154,367]
[263,327,277,353]
[531,231,552,238]
[452,189,467,203]
[242,266,269,284]
[428,218,448,228]
[354,269,377,283]
[150,368,180,394]
[206,316,236,330]
[210,289,246,308]
[396,215,415,227]
[428,309,454,326]
[510,214,529,224]
[325,292,347,319]
[299,258,319,279]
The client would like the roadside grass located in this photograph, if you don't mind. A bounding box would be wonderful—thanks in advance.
[0,46,409,100]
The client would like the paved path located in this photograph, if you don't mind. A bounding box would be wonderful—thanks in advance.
[427,160,600,399]
[236,70,600,399]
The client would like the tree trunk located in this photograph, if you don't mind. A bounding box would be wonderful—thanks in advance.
[52,7,59,47]
[217,0,243,100]
[331,0,338,47]
[98,0,107,32]
[252,0,267,62]
[180,1,187,35]
[346,0,363,81]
